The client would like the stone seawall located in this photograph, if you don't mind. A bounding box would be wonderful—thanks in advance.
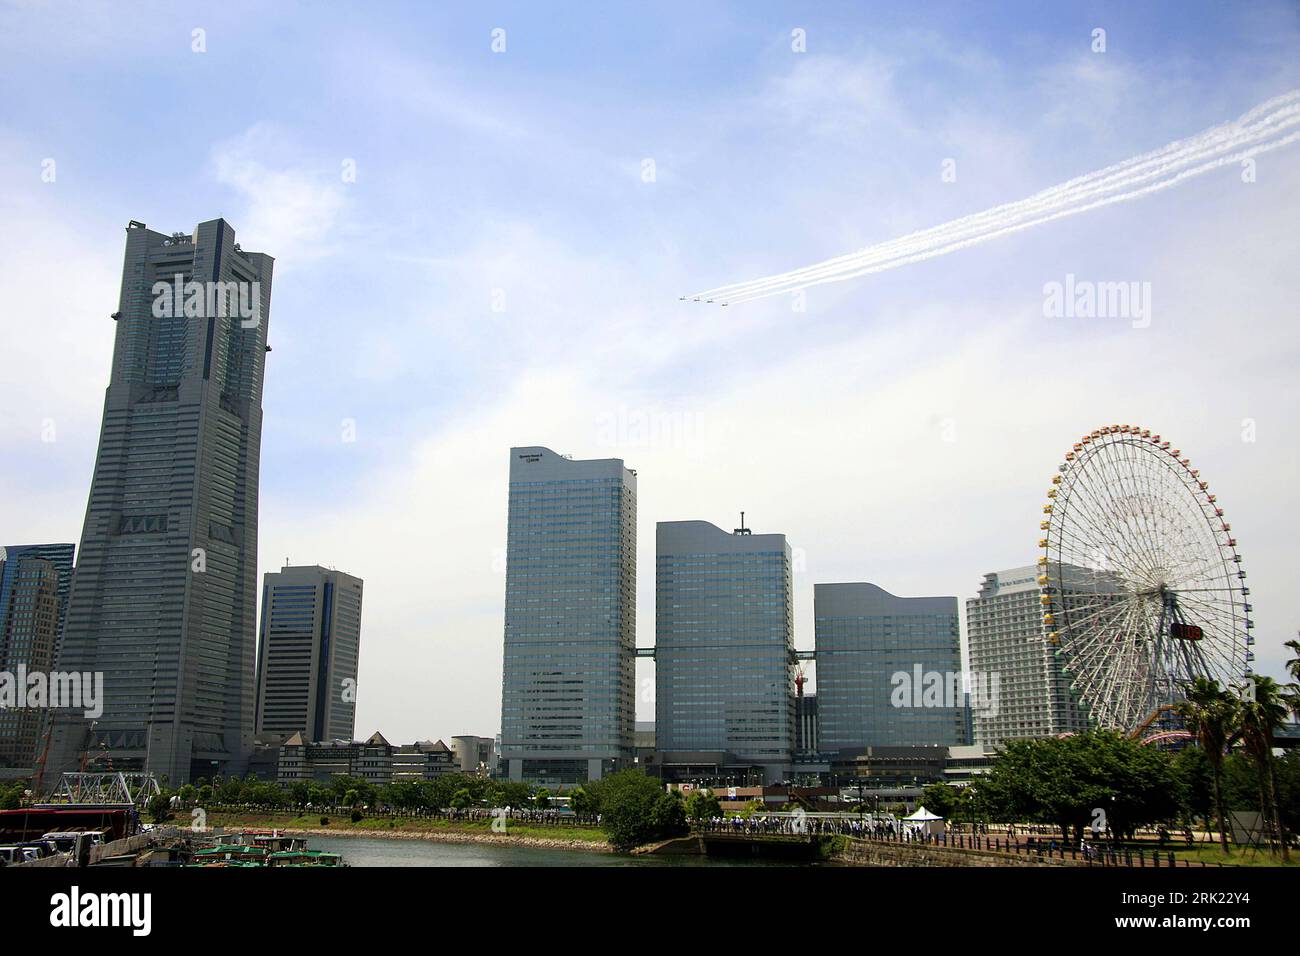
[837,838,1085,867]
[234,825,613,853]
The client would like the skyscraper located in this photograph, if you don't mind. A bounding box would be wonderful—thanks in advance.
[500,446,636,784]
[0,544,75,651]
[814,583,965,752]
[255,565,363,743]
[47,219,273,785]
[655,519,794,784]
[0,557,58,767]
[0,543,74,768]
[965,565,1089,748]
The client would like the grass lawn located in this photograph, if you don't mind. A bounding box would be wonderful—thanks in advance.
[1164,841,1299,868]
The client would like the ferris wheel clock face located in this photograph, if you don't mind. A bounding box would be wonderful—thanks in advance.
[1038,425,1253,732]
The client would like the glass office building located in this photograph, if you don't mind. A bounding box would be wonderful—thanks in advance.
[814,583,965,752]
[655,520,794,783]
[255,565,364,743]
[0,543,74,767]
[0,544,75,652]
[500,446,636,784]
[0,555,58,766]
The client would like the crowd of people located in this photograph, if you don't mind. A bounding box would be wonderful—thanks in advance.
[698,814,936,841]
[694,814,1139,862]
[442,807,600,826]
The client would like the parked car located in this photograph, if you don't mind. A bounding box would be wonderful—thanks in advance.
[17,840,56,859]
[0,845,41,864]
[40,830,107,854]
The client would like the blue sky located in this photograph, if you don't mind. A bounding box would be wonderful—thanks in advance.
[1,1,1298,742]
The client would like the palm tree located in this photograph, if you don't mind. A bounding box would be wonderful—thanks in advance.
[1282,637,1300,721]
[1235,675,1291,861]
[1176,677,1234,853]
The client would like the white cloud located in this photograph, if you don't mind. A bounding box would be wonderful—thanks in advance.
[210,124,351,264]
[761,52,903,136]
[2,9,1297,749]
[0,140,118,528]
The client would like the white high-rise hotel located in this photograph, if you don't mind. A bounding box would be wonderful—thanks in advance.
[965,565,1087,748]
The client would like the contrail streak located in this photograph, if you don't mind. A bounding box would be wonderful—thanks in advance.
[685,90,1300,305]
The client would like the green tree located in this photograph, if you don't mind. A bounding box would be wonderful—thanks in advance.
[490,780,532,809]
[0,781,24,810]
[1282,638,1300,720]
[570,786,597,817]
[684,789,722,823]
[955,785,982,826]
[1273,749,1300,835]
[380,780,429,811]
[327,775,374,808]
[980,730,1181,844]
[650,789,689,838]
[919,783,958,820]
[1172,745,1213,825]
[594,770,685,851]
[1220,748,1300,838]
[217,774,244,805]
[249,780,277,806]
[425,773,488,810]
[146,794,172,825]
[1235,675,1291,861]
[534,788,552,810]
[1176,677,1235,852]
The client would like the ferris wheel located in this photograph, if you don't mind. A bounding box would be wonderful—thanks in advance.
[1037,424,1253,733]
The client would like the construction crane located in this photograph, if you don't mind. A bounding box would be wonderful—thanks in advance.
[33,719,99,796]
[31,718,55,796]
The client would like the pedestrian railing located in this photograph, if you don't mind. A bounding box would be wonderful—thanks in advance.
[692,819,1230,867]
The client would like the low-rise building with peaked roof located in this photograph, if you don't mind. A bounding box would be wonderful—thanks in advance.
[265,731,460,788]
[394,739,459,781]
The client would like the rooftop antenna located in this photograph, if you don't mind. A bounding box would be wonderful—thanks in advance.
[734,511,751,535]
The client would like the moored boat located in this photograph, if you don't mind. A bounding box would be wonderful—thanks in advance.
[188,831,346,867]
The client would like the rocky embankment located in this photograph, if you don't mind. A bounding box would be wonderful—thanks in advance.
[209,820,612,853]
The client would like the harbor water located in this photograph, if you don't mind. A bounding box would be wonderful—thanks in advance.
[307,835,802,867]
